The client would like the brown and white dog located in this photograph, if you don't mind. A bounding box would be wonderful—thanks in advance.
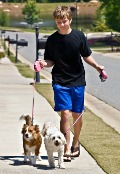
[19,114,42,165]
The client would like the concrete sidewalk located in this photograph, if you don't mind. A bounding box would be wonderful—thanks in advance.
[0,57,106,174]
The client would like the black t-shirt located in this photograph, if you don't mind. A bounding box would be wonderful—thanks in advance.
[44,29,92,87]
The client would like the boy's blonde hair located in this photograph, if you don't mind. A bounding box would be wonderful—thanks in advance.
[53,6,72,20]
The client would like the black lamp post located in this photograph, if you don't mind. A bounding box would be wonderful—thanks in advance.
[111,32,114,52]
[7,36,10,56]
[15,34,18,63]
[35,25,40,83]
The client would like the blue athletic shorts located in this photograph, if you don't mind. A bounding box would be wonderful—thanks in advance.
[52,84,85,113]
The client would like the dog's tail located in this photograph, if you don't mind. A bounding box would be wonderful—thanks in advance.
[41,123,47,137]
[19,114,32,126]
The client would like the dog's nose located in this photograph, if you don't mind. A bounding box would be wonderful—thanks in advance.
[25,134,29,138]
[55,140,59,146]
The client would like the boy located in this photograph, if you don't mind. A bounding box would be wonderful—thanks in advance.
[39,6,104,162]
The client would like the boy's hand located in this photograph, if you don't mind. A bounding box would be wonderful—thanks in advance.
[38,59,47,68]
[96,65,105,74]
[34,59,47,72]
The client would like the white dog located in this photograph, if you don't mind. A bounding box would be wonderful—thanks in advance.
[41,121,66,169]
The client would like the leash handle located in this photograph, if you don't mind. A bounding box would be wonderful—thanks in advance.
[99,69,108,82]
[34,60,47,72]
[34,60,43,72]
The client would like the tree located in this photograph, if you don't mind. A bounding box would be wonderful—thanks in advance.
[0,11,9,27]
[22,0,41,27]
[93,8,110,32]
[99,0,120,32]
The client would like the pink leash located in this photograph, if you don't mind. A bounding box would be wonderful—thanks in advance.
[31,74,36,125]
[32,60,43,125]
[64,112,84,136]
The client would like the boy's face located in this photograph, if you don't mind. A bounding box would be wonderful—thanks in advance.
[55,17,72,32]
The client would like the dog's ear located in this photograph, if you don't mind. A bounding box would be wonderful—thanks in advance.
[41,124,46,137]
[21,124,26,134]
[34,125,40,133]
[41,128,46,137]
[19,114,32,126]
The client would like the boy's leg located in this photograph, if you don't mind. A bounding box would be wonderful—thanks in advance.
[71,112,83,156]
[60,110,71,155]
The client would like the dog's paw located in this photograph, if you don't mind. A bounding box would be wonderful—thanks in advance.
[31,156,37,165]
[37,156,42,161]
[49,163,55,168]
[59,163,66,169]
[24,156,27,163]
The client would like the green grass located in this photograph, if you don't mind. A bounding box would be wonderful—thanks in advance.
[3,48,42,79]
[36,83,54,108]
[37,3,71,12]
[16,62,44,79]
[80,110,120,174]
[0,26,55,34]
[0,52,5,59]
[91,49,111,53]
[16,64,35,79]
[1,40,120,174]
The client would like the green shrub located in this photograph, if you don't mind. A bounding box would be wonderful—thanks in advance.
[0,11,9,26]
[0,52,5,59]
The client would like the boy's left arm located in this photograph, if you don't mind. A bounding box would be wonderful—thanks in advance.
[83,55,104,73]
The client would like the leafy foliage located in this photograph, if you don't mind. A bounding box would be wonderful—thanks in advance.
[2,0,91,2]
[82,0,90,2]
[36,0,79,2]
[22,0,41,26]
[93,8,110,32]
[0,11,9,27]
[100,0,120,32]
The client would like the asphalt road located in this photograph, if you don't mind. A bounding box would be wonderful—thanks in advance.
[4,31,120,112]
